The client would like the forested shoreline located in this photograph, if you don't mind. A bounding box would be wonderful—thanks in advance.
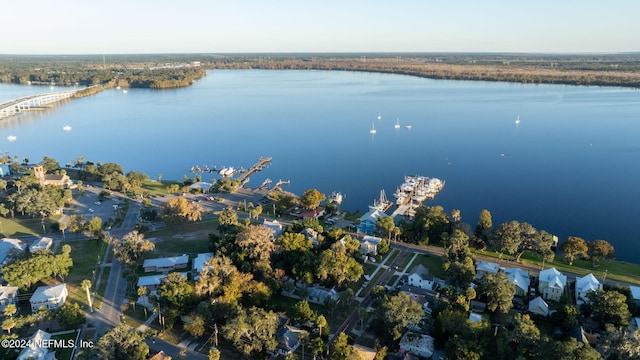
[2,53,640,90]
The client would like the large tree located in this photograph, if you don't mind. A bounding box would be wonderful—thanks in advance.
[496,313,541,360]
[560,236,589,265]
[376,292,424,341]
[81,323,149,360]
[588,239,615,267]
[222,306,279,357]
[317,248,364,286]
[194,255,252,306]
[300,189,326,210]
[376,216,396,240]
[476,272,515,313]
[161,197,203,226]
[491,220,554,262]
[584,289,630,328]
[330,332,360,360]
[112,230,155,265]
[156,272,195,315]
[235,224,276,262]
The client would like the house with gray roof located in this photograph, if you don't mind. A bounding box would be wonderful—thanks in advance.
[143,255,189,272]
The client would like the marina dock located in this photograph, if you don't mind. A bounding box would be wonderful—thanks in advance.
[237,156,272,184]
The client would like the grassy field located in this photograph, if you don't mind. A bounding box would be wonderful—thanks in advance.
[63,240,108,310]
[141,180,183,196]
[0,217,58,237]
[408,254,446,279]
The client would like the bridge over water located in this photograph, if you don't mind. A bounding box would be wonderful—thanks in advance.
[0,89,80,119]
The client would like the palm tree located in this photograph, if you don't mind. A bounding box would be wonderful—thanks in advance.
[316,315,327,338]
[299,330,309,359]
[59,222,67,241]
[137,286,148,318]
[82,279,93,312]
[3,304,17,318]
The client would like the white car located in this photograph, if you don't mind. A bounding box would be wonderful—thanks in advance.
[88,208,95,213]
[94,201,102,205]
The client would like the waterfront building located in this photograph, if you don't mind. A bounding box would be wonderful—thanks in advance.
[538,267,567,302]
[358,208,388,235]
[575,273,603,306]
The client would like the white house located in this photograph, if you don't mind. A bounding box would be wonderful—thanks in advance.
[300,228,319,247]
[306,285,339,305]
[263,219,285,238]
[192,252,214,280]
[575,273,603,306]
[143,255,189,272]
[504,268,530,297]
[538,267,567,302]
[0,285,18,312]
[407,264,434,291]
[17,329,55,360]
[529,296,550,316]
[629,285,640,306]
[29,237,53,253]
[475,261,499,279]
[399,332,435,359]
[0,238,25,268]
[30,283,68,313]
[360,235,382,255]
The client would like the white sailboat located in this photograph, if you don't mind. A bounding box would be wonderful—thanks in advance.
[369,123,377,134]
[63,125,72,132]
[377,112,382,120]
[405,125,412,130]
[515,115,520,125]
[394,118,401,129]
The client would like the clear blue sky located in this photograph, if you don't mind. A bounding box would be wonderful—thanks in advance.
[2,0,638,54]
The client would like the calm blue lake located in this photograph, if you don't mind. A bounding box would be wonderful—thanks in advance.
[1,70,639,262]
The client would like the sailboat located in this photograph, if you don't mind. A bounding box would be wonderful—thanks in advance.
[515,115,521,125]
[369,123,377,134]
[405,125,412,130]
[377,112,382,120]
[394,118,401,129]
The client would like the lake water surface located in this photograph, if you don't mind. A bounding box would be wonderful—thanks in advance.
[1,70,639,261]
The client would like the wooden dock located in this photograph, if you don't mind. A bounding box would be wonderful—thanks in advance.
[237,156,272,184]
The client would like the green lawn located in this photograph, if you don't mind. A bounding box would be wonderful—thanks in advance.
[0,217,58,237]
[51,332,77,360]
[383,249,399,266]
[152,238,211,257]
[398,253,415,271]
[63,240,108,310]
[408,254,446,279]
[141,179,183,196]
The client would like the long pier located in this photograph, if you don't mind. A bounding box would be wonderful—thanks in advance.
[237,156,272,184]
[0,90,80,119]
